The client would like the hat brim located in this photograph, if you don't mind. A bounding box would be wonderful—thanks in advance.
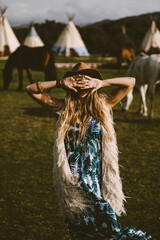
[63,68,103,80]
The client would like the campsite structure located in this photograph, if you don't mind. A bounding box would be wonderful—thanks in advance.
[122,25,127,35]
[0,7,20,57]
[52,15,89,56]
[140,21,160,52]
[23,25,44,48]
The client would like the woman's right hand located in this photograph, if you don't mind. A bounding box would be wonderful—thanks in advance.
[62,76,81,92]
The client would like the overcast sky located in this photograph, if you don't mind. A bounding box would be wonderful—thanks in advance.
[1,0,160,26]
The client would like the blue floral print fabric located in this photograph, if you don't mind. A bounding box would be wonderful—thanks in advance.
[64,118,152,240]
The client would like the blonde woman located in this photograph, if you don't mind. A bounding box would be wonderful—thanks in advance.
[26,62,151,239]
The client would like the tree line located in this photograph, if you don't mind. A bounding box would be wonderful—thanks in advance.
[13,12,160,56]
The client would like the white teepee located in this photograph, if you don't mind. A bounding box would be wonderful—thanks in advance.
[122,25,126,35]
[0,7,20,56]
[53,17,89,56]
[141,21,160,52]
[23,26,44,47]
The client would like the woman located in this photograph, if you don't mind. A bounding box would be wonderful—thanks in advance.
[26,62,152,239]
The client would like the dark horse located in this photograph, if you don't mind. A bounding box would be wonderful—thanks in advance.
[117,47,135,72]
[3,46,57,90]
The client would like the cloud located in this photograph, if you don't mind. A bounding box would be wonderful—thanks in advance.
[2,0,160,26]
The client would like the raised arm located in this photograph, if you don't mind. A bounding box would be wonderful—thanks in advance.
[100,77,135,108]
[26,81,65,112]
[75,75,135,108]
[26,77,83,112]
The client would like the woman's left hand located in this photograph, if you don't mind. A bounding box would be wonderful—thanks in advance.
[75,75,102,93]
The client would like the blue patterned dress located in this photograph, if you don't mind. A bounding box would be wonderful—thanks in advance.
[64,118,152,240]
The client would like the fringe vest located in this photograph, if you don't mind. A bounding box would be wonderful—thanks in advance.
[53,105,126,219]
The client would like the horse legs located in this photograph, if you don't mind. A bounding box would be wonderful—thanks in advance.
[26,68,33,84]
[148,84,156,120]
[117,57,122,73]
[121,88,133,111]
[139,84,148,116]
[18,68,23,90]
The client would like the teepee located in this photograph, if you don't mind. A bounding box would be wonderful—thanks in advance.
[122,25,126,35]
[0,7,20,56]
[141,21,160,52]
[23,25,44,47]
[53,15,89,56]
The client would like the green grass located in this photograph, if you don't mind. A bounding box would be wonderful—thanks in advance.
[0,60,159,240]
[55,55,116,63]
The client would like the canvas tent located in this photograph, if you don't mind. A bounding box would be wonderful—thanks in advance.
[0,8,20,56]
[122,25,126,35]
[53,18,89,56]
[23,26,44,48]
[141,21,160,52]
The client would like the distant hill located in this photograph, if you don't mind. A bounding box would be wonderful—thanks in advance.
[13,12,160,55]
[93,11,160,26]
[90,11,160,51]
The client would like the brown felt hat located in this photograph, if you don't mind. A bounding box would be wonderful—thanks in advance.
[63,62,103,80]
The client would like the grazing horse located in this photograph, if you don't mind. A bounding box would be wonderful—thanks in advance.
[117,47,135,72]
[121,54,160,119]
[3,46,57,90]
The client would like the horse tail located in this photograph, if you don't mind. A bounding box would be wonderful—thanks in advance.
[131,48,135,59]
[126,57,136,77]
[44,51,50,67]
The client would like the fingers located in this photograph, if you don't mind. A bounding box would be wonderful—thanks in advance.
[72,81,85,88]
[74,78,90,88]
[77,82,90,89]
[75,79,83,83]
[69,77,84,89]
[70,76,76,82]
[91,88,96,94]
[74,75,91,81]
[75,78,89,85]
[70,87,78,92]
[76,81,88,86]
[84,76,91,80]
[66,75,94,92]
[79,86,90,90]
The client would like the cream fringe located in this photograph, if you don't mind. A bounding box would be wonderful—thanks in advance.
[53,104,126,219]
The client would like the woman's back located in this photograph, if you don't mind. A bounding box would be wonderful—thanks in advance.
[26,62,151,239]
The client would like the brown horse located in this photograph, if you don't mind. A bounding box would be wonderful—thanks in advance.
[3,46,57,90]
[117,47,135,72]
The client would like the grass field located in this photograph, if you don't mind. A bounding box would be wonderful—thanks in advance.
[54,55,116,63]
[0,60,159,240]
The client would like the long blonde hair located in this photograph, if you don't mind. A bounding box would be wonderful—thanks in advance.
[54,90,126,218]
[57,90,115,143]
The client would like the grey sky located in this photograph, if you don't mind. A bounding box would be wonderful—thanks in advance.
[1,0,160,26]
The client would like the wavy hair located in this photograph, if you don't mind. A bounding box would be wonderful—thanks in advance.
[57,90,115,144]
